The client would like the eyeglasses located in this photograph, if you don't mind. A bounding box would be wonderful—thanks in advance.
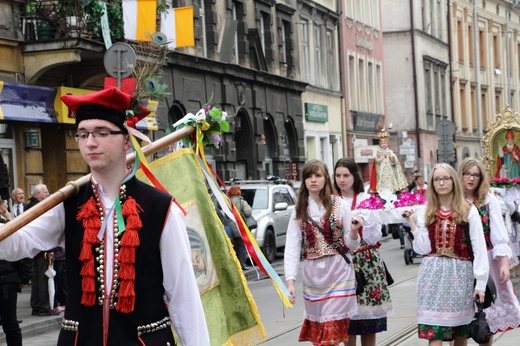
[433,176,453,184]
[74,130,125,142]
[463,172,481,180]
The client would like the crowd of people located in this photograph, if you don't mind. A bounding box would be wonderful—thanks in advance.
[0,185,66,345]
[284,156,520,346]
[0,87,519,346]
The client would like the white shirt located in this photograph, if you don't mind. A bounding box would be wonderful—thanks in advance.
[483,192,513,259]
[342,192,382,245]
[284,197,359,282]
[11,202,24,217]
[0,182,209,345]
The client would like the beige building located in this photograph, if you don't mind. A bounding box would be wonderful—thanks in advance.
[450,0,520,159]
[297,0,344,171]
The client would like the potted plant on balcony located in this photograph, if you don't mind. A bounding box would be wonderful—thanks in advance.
[34,1,60,40]
[84,0,123,41]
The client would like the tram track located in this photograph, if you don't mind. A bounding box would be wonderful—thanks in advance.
[262,271,422,345]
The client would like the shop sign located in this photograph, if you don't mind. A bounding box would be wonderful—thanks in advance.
[354,145,380,163]
[305,103,328,122]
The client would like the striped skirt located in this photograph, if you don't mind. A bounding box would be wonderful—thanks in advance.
[299,254,358,345]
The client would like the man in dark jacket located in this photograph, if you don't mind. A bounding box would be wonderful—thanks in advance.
[0,258,32,346]
[25,184,58,316]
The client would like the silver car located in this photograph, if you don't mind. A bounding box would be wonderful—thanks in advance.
[229,180,297,263]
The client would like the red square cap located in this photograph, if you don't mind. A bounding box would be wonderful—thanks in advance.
[60,88,150,130]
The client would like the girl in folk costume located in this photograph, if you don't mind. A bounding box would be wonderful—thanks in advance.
[403,163,489,346]
[374,130,408,193]
[411,173,428,196]
[333,158,393,346]
[457,158,520,344]
[284,159,362,345]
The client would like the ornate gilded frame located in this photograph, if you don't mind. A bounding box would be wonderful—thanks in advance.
[482,106,520,179]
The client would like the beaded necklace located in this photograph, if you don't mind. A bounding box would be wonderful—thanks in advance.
[437,207,453,220]
[77,180,142,313]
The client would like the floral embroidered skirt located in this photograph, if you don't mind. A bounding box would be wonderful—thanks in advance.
[299,254,358,345]
[417,256,474,340]
[349,246,393,331]
[485,251,520,332]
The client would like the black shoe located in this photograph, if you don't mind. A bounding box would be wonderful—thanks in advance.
[241,265,251,270]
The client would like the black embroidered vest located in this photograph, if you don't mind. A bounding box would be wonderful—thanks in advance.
[58,177,175,345]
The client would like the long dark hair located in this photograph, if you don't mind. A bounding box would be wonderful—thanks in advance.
[333,157,364,195]
[295,159,334,221]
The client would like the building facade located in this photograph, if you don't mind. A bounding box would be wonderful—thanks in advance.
[0,0,313,195]
[341,0,388,181]
[297,0,344,172]
[381,0,451,179]
[450,0,520,160]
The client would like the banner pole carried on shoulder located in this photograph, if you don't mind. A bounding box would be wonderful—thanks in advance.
[0,126,194,241]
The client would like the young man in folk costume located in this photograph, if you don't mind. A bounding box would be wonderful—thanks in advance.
[0,88,209,345]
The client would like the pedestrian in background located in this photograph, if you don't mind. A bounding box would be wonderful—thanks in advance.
[227,185,251,270]
[334,158,393,346]
[404,163,488,346]
[9,188,25,217]
[458,158,520,343]
[284,159,362,345]
[0,197,32,346]
[26,184,59,316]
[411,173,428,195]
[406,170,419,192]
[0,198,13,223]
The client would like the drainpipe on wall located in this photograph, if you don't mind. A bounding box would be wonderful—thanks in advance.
[337,1,348,158]
[409,0,421,166]
[474,0,483,155]
[448,1,454,121]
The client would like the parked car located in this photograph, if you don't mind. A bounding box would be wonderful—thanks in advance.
[227,178,297,263]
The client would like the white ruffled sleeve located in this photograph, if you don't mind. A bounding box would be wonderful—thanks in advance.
[487,193,513,259]
[410,205,433,255]
[468,206,490,291]
[284,209,302,282]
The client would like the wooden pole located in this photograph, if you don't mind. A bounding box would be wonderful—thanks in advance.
[0,126,195,241]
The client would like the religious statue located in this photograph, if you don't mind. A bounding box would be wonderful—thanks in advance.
[374,129,408,193]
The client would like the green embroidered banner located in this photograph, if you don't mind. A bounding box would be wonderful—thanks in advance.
[138,147,265,345]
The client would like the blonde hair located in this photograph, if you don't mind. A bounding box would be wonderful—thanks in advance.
[457,157,490,207]
[425,163,470,225]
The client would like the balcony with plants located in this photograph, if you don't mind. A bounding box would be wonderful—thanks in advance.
[21,0,123,42]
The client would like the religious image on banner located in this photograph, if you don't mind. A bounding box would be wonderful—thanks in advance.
[483,107,520,180]
[185,205,219,294]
